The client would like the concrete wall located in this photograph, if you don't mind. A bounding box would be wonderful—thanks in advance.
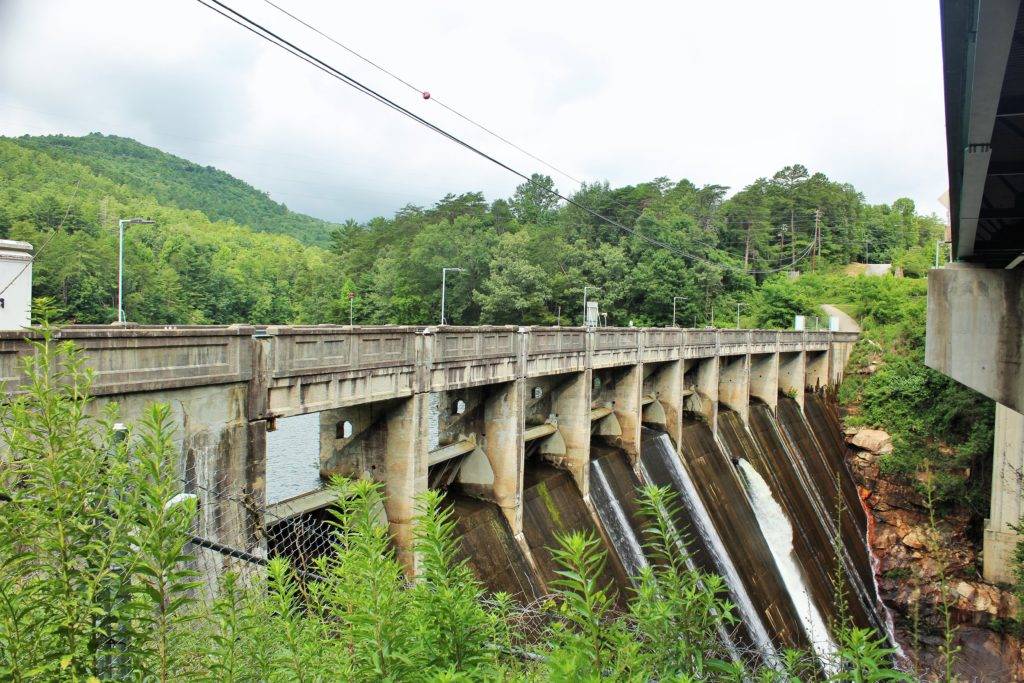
[0,324,854,575]
[927,266,1024,582]
[927,265,1024,413]
[749,353,780,413]
[984,403,1024,584]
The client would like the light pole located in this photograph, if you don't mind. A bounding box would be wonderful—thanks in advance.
[348,291,355,326]
[735,302,747,329]
[583,285,600,326]
[117,218,155,323]
[440,267,464,325]
[672,296,686,327]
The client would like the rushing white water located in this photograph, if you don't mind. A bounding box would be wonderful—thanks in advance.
[590,458,648,577]
[636,451,743,665]
[736,458,838,670]
[646,433,779,665]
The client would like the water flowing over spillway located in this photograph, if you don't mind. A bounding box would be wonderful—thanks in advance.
[522,461,631,604]
[737,458,839,669]
[589,453,648,577]
[638,428,781,663]
[593,438,743,662]
[736,404,883,634]
[436,392,887,669]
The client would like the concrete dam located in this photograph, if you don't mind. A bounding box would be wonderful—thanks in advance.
[0,323,882,656]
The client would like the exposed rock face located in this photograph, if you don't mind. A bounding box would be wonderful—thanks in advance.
[849,428,894,454]
[845,427,1024,681]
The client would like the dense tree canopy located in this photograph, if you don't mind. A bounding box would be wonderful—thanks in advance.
[0,134,944,327]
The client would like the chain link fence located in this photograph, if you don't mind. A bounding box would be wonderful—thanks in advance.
[182,475,998,679]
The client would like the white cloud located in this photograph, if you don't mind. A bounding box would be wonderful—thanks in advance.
[0,0,947,222]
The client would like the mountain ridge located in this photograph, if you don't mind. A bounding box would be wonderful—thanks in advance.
[8,132,339,246]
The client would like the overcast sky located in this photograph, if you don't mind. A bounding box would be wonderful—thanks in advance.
[0,1,947,223]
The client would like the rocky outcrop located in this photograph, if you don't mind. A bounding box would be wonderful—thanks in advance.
[848,428,893,454]
[845,426,1024,680]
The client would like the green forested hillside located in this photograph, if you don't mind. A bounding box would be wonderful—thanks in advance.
[0,132,944,328]
[0,139,339,324]
[9,133,339,245]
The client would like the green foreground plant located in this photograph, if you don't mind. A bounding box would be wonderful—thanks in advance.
[0,334,907,681]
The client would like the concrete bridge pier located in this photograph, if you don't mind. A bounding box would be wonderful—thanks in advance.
[544,370,592,495]
[683,356,719,430]
[718,354,751,426]
[805,350,830,392]
[644,359,683,447]
[779,351,806,411]
[984,403,1024,584]
[750,352,780,414]
[482,380,526,535]
[383,394,429,571]
[612,364,644,461]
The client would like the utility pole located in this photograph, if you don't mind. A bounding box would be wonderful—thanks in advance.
[348,291,355,326]
[736,302,746,329]
[672,296,686,327]
[790,207,796,266]
[116,218,155,324]
[743,219,752,270]
[556,305,561,326]
[812,208,821,270]
[440,267,464,325]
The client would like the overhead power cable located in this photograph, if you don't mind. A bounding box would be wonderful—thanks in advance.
[194,0,814,274]
[255,1,847,268]
[258,0,585,188]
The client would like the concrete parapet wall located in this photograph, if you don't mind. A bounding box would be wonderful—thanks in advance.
[0,325,254,397]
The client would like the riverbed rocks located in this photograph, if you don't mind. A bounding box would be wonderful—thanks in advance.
[847,427,893,454]
[844,422,1024,680]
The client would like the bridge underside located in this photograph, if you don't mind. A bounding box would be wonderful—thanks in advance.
[933,0,1024,582]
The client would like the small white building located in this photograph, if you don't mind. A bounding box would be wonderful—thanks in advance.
[0,240,33,330]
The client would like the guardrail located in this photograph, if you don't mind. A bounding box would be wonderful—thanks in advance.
[593,327,640,350]
[0,325,858,411]
[0,325,254,395]
[432,326,518,363]
[526,327,586,355]
[264,325,418,379]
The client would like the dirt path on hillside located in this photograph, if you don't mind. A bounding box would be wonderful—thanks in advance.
[820,304,860,332]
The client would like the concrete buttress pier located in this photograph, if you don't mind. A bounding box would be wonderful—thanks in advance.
[0,324,856,576]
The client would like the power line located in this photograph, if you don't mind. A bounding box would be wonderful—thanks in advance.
[258,0,585,188]
[253,2,827,263]
[193,0,815,274]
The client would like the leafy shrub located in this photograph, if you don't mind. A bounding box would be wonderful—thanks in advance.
[0,333,908,681]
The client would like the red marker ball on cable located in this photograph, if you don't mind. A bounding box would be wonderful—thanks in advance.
[422,91,431,100]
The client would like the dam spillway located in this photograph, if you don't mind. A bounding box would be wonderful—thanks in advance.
[3,323,877,658]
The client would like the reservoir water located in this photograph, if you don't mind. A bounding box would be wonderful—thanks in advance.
[266,412,322,504]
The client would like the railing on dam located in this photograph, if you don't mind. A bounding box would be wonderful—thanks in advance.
[0,324,855,417]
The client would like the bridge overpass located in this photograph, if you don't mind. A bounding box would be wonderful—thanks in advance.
[929,0,1024,582]
[0,324,855,569]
